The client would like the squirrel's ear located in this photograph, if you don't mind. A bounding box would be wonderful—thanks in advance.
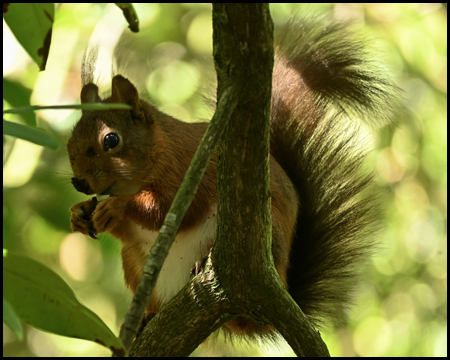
[81,83,101,104]
[110,75,144,120]
[110,75,139,107]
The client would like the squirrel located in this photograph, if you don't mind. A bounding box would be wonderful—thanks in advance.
[68,18,399,336]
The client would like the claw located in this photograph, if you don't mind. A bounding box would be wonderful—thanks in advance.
[87,221,97,239]
[190,261,201,277]
[190,256,208,277]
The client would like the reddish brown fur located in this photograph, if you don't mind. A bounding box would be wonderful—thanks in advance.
[69,75,298,333]
[69,17,399,339]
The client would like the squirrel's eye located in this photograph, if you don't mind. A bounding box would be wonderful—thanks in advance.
[103,133,120,151]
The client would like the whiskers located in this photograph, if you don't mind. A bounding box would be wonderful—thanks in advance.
[52,169,74,181]
[112,166,154,185]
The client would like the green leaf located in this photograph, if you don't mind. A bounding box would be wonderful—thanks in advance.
[3,78,36,127]
[3,103,133,113]
[3,3,55,71]
[3,298,24,341]
[3,120,60,150]
[3,103,131,149]
[3,251,126,356]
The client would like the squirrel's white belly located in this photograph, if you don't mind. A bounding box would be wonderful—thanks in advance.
[130,205,217,304]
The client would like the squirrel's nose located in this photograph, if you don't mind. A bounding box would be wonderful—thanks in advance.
[71,177,93,195]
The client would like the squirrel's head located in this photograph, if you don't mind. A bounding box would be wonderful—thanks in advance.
[67,75,156,197]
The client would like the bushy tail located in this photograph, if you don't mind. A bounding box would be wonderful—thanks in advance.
[270,18,400,329]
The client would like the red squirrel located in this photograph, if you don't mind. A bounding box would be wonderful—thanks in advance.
[68,18,399,335]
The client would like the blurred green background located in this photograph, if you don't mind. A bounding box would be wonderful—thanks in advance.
[3,3,447,357]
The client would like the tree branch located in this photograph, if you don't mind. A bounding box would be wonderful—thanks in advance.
[129,258,231,356]
[119,82,236,354]
[126,3,330,357]
[212,4,330,357]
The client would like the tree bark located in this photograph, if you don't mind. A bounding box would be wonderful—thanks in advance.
[130,4,330,356]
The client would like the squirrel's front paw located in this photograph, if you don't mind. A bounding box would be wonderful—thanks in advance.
[70,198,98,239]
[91,197,125,234]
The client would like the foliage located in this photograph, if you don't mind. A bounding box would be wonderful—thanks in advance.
[3,3,447,357]
[3,250,125,356]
